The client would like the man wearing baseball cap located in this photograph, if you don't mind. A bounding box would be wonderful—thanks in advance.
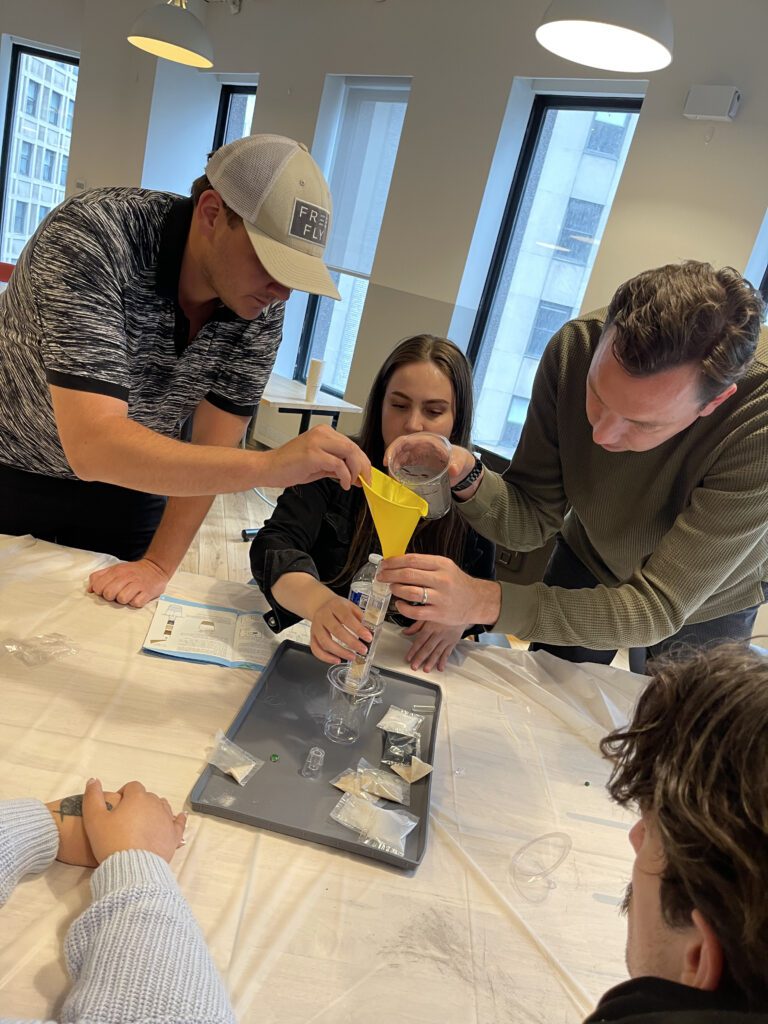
[0,134,370,607]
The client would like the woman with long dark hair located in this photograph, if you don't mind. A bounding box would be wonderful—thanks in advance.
[250,335,494,672]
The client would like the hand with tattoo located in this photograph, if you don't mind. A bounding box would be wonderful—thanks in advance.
[46,789,122,867]
[83,778,187,865]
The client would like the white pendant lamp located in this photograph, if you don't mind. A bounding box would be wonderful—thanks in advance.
[535,0,673,73]
[128,0,214,69]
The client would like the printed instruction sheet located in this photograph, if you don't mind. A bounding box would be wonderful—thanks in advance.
[144,595,278,668]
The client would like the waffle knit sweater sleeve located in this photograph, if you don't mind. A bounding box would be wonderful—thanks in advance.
[458,312,768,649]
[0,799,235,1024]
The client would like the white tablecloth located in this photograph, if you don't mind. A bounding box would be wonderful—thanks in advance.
[0,534,645,1023]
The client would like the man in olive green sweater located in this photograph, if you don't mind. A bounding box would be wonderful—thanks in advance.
[379,261,768,664]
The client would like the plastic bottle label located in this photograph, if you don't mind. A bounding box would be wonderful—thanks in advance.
[349,584,370,611]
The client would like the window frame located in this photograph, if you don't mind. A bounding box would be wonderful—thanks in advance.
[212,84,258,151]
[0,43,79,249]
[294,292,324,387]
[292,78,410,397]
[465,93,642,460]
[759,264,768,309]
[291,268,374,399]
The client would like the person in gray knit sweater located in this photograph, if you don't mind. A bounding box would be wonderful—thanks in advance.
[0,778,235,1024]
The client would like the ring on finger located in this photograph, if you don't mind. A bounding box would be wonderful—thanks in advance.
[420,587,429,606]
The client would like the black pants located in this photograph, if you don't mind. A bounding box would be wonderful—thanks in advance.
[530,536,767,670]
[0,463,166,561]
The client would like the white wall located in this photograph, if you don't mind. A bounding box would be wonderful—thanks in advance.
[0,0,81,53]
[582,1,768,310]
[64,0,158,192]
[142,60,220,195]
[3,0,768,444]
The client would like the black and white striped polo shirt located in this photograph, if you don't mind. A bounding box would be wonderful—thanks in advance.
[0,187,284,480]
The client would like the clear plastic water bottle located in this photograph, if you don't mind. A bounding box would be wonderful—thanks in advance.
[348,553,382,612]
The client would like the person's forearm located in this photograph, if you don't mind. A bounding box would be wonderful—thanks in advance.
[457,468,565,552]
[62,851,235,1024]
[142,402,245,572]
[144,496,216,576]
[66,415,275,496]
[495,578,675,649]
[272,572,338,620]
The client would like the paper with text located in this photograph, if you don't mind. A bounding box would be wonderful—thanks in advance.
[143,596,283,669]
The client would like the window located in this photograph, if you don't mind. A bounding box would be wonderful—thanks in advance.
[555,198,603,265]
[17,142,33,176]
[41,149,55,183]
[756,254,768,323]
[585,111,631,158]
[526,300,572,359]
[37,205,50,227]
[47,90,62,126]
[293,77,410,395]
[467,95,640,457]
[496,300,572,448]
[13,201,28,234]
[24,80,39,117]
[212,85,257,149]
[0,45,79,263]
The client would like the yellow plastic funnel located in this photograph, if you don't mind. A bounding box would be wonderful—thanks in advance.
[360,467,428,557]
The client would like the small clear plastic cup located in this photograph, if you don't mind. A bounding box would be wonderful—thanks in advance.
[387,432,452,520]
[324,665,385,745]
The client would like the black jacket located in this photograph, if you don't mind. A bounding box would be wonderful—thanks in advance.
[585,977,767,1024]
[251,477,495,633]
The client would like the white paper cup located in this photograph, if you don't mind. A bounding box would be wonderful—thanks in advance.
[306,358,325,401]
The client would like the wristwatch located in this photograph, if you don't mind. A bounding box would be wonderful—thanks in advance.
[451,452,483,494]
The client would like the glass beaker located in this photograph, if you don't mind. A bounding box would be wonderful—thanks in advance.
[324,665,385,745]
[387,432,452,520]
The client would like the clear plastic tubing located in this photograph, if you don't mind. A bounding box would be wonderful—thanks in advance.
[347,571,391,688]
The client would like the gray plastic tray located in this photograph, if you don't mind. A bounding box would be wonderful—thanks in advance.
[189,640,441,869]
